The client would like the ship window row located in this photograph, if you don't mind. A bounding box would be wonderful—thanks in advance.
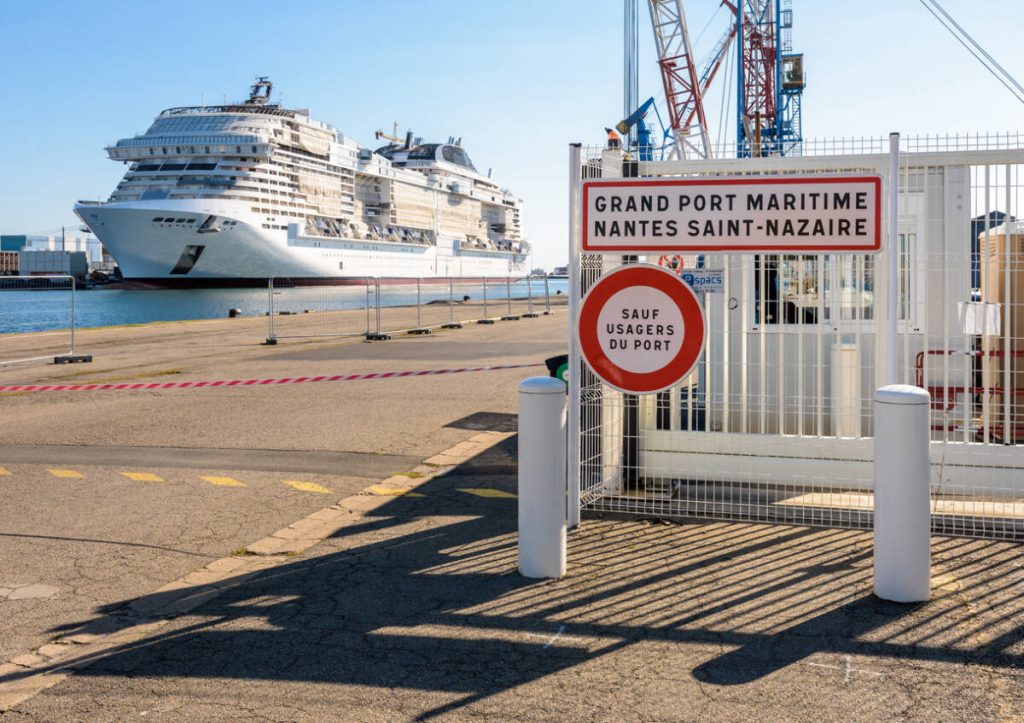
[278,157,345,175]
[112,146,268,161]
[149,115,267,134]
[117,134,261,148]
[134,146,262,157]
[151,217,196,224]
[252,207,322,218]
[126,174,238,186]
[127,175,294,197]
[276,150,349,175]
[133,162,219,172]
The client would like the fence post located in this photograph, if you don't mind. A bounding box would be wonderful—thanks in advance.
[543,275,552,315]
[70,276,77,355]
[518,376,567,579]
[831,343,861,436]
[365,277,391,340]
[365,277,371,335]
[501,276,519,321]
[887,132,900,385]
[874,384,931,603]
[524,275,539,318]
[52,275,92,365]
[477,277,494,324]
[264,277,277,345]
[410,277,431,334]
[442,277,462,329]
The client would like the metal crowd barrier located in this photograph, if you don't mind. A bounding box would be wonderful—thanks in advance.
[264,276,561,345]
[0,275,92,366]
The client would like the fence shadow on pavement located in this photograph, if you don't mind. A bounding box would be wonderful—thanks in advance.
[6,435,1024,718]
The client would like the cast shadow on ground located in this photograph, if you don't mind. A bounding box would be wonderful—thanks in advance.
[6,434,1024,718]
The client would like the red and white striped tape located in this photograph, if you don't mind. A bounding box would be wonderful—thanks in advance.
[0,362,544,393]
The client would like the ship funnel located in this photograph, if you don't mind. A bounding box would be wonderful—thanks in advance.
[404,131,413,149]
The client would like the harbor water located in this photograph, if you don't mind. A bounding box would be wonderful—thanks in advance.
[0,278,569,334]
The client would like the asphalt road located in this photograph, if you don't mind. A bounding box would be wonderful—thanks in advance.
[0,316,566,458]
[0,313,565,711]
[7,457,1024,722]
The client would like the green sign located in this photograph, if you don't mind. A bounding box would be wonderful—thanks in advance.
[555,362,569,386]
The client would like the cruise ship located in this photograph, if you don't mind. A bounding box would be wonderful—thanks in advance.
[74,79,530,287]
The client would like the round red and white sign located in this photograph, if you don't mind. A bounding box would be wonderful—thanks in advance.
[578,263,706,394]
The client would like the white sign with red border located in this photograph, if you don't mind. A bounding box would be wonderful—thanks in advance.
[583,174,882,253]
[578,264,706,394]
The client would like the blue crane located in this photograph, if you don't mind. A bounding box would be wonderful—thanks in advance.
[614,96,667,161]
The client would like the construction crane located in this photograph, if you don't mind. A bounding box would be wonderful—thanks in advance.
[647,0,714,159]
[615,97,666,161]
[641,0,804,159]
[374,122,403,144]
[734,0,803,156]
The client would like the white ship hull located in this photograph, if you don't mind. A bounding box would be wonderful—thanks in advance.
[75,199,528,287]
[75,81,531,287]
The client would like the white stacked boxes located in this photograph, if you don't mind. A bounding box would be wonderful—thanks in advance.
[17,250,88,279]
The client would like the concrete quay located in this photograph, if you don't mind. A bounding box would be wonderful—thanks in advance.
[1,308,1024,720]
[0,310,562,712]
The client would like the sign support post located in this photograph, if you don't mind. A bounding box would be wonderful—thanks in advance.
[888,132,900,385]
[567,143,583,530]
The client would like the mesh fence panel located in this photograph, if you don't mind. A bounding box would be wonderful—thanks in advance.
[266,277,563,341]
[266,278,374,341]
[0,275,78,365]
[575,137,1024,540]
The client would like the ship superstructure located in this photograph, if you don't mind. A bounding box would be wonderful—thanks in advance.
[75,78,529,285]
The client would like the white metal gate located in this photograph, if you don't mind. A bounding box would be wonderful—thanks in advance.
[569,135,1024,539]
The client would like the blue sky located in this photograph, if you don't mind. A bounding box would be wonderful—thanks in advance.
[1,0,1021,269]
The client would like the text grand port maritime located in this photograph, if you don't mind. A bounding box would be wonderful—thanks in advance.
[591,189,872,240]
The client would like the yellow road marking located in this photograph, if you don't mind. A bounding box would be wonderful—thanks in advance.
[48,469,84,479]
[121,472,164,483]
[365,484,425,497]
[283,480,332,495]
[0,467,10,476]
[457,488,517,499]
[202,475,246,488]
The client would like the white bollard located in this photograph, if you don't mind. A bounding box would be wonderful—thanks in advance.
[518,377,567,579]
[873,384,931,603]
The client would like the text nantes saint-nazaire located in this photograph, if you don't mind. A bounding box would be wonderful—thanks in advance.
[591,189,872,239]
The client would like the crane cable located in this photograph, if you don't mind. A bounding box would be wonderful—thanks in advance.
[918,0,1024,105]
[716,37,735,151]
[693,4,724,48]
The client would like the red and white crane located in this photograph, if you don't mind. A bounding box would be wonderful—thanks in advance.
[647,0,737,159]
